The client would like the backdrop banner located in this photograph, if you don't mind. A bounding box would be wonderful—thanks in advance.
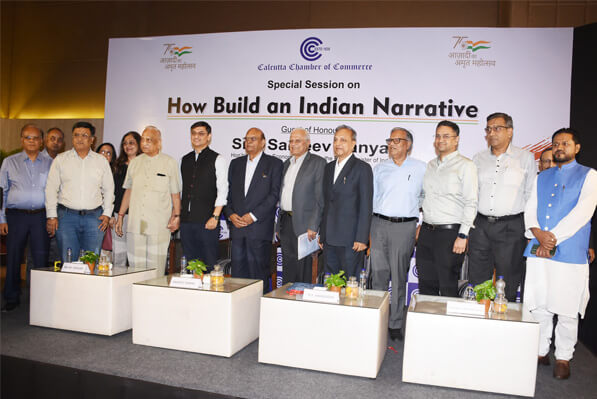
[105,27,573,297]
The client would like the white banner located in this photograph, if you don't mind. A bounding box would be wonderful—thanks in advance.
[105,28,573,164]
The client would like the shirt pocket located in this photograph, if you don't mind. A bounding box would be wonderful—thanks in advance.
[152,174,169,193]
[503,167,524,188]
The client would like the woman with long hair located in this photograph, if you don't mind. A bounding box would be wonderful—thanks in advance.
[110,132,141,267]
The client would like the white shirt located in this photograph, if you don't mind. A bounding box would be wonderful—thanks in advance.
[280,152,307,211]
[333,153,353,183]
[474,144,536,216]
[45,148,115,218]
[421,151,478,235]
[245,151,263,196]
[193,149,229,207]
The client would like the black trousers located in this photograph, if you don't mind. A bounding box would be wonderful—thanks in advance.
[323,243,365,279]
[468,214,527,302]
[279,212,313,284]
[180,221,220,269]
[4,210,49,303]
[230,236,271,293]
[416,227,464,297]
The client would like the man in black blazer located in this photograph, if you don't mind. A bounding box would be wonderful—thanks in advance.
[277,128,326,284]
[224,128,282,292]
[320,125,373,279]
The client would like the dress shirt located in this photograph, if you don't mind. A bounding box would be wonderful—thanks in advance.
[333,153,353,183]
[474,144,536,216]
[422,151,478,235]
[0,151,53,224]
[524,167,597,244]
[45,149,114,218]
[373,157,426,218]
[194,149,229,207]
[245,151,264,196]
[280,152,307,211]
[123,152,181,235]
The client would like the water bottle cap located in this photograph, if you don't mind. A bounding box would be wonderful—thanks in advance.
[361,268,365,271]
[498,275,504,279]
[467,283,473,287]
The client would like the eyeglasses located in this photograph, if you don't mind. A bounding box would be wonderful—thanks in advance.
[73,133,91,139]
[191,131,209,137]
[385,138,409,145]
[484,125,508,134]
[100,150,112,156]
[244,137,260,143]
[22,135,41,141]
[434,134,457,140]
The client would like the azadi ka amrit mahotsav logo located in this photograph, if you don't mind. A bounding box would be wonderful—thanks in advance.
[466,40,491,52]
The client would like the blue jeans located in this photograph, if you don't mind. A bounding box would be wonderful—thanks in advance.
[56,205,104,262]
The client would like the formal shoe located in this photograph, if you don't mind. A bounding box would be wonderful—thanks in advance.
[389,328,403,341]
[1,302,19,312]
[553,360,570,379]
[538,355,550,366]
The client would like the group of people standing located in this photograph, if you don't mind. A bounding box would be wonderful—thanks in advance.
[1,113,595,380]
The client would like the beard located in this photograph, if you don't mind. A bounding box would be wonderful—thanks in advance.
[554,151,574,164]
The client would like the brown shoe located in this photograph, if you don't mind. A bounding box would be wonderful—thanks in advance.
[553,360,570,379]
[538,355,550,365]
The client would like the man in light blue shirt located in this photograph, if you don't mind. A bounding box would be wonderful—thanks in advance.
[1,124,52,312]
[370,127,425,340]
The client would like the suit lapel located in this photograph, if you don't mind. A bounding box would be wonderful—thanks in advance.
[238,155,248,199]
[246,153,267,198]
[333,155,356,188]
[293,152,311,187]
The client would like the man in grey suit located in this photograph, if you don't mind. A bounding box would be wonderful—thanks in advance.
[320,125,373,278]
[278,128,326,284]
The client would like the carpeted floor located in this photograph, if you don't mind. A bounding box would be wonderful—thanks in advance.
[1,295,596,399]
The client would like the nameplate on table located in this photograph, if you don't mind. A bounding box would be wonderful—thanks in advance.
[170,276,203,289]
[302,288,340,304]
[61,262,88,274]
[446,300,486,317]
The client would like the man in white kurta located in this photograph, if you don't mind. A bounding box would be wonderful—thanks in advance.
[115,126,181,276]
[523,128,597,380]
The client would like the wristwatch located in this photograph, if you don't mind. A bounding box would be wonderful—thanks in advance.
[457,233,468,239]
[212,214,219,220]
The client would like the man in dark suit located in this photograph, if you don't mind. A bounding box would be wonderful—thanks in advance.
[224,127,282,292]
[320,125,373,279]
[277,128,326,284]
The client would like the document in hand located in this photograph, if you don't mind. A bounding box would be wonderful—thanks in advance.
[297,232,319,260]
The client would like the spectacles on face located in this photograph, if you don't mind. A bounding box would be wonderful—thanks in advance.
[73,133,91,139]
[484,125,508,134]
[100,150,112,156]
[22,135,42,141]
[385,138,409,145]
[434,134,457,140]
[191,131,209,137]
[289,139,306,145]
[244,137,260,143]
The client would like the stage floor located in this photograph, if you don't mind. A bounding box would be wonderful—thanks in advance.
[2,295,596,399]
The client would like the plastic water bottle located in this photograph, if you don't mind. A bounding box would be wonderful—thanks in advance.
[323,273,331,284]
[66,248,72,263]
[462,283,475,301]
[359,268,367,297]
[78,249,85,261]
[180,256,187,276]
[494,276,508,314]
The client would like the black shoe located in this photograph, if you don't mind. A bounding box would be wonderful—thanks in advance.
[389,328,403,341]
[1,302,19,312]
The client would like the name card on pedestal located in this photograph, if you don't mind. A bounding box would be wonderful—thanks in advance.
[170,276,203,289]
[302,288,340,304]
[61,262,87,274]
[446,300,486,317]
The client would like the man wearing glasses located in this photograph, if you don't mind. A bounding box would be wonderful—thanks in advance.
[224,128,282,292]
[277,128,326,284]
[370,127,425,340]
[45,122,114,265]
[1,125,53,312]
[179,121,229,271]
[468,113,536,301]
[539,147,555,172]
[418,120,478,297]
